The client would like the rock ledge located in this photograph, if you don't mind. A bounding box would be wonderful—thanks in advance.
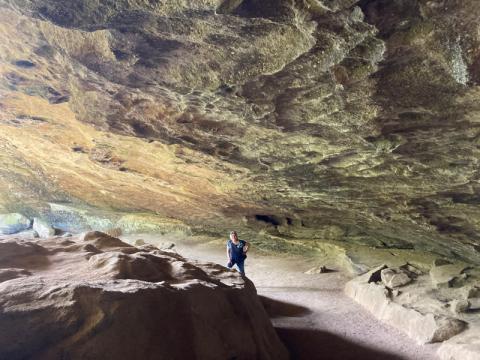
[0,232,288,360]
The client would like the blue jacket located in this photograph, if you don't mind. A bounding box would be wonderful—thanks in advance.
[227,239,247,261]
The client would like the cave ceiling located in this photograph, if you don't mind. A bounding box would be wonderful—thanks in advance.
[1,0,480,263]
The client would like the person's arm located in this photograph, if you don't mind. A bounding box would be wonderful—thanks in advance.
[243,241,250,253]
[227,243,232,260]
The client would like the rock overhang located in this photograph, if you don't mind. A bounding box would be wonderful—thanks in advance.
[0,0,480,264]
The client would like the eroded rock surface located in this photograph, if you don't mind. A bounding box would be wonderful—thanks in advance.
[346,261,480,359]
[0,232,288,360]
[381,267,412,288]
[0,0,480,263]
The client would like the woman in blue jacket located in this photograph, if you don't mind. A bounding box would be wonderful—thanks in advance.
[226,230,250,275]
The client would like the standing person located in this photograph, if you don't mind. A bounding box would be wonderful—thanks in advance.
[226,230,249,275]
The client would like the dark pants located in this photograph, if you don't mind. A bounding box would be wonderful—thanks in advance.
[227,259,245,275]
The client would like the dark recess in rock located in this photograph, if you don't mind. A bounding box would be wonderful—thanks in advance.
[255,215,283,226]
[71,146,86,153]
[13,60,35,68]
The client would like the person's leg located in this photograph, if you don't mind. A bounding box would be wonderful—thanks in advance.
[227,260,235,269]
[236,260,245,275]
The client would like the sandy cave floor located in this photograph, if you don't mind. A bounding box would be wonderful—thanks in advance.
[122,234,440,360]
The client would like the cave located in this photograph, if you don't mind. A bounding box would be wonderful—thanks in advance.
[254,214,283,226]
[0,0,479,359]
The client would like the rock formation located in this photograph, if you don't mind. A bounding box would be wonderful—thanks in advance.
[0,231,288,360]
[32,217,55,238]
[345,261,480,359]
[0,0,479,264]
[0,213,31,234]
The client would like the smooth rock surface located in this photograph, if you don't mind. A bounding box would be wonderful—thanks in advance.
[0,232,287,360]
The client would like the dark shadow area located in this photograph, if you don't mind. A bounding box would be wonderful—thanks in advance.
[276,328,406,360]
[466,308,480,314]
[312,266,337,273]
[259,296,311,318]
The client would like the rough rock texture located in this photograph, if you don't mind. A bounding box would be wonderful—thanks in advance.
[346,262,480,359]
[380,267,412,288]
[438,329,480,360]
[0,232,288,360]
[438,281,480,359]
[345,265,467,344]
[0,0,480,263]
[449,299,470,314]
[430,261,468,288]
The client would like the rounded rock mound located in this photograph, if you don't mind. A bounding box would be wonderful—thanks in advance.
[0,231,288,360]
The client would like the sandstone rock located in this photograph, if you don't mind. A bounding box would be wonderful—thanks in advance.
[460,285,480,299]
[430,263,468,288]
[358,264,388,283]
[438,329,480,360]
[450,299,470,314]
[345,273,467,344]
[134,238,146,246]
[399,263,423,276]
[105,227,122,237]
[1,0,480,266]
[469,298,480,310]
[32,218,55,238]
[0,213,31,235]
[159,242,175,250]
[0,233,288,360]
[0,268,31,282]
[381,268,412,288]
[433,259,453,267]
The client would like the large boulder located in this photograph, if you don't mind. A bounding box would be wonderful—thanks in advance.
[345,266,467,344]
[0,213,31,235]
[0,232,288,360]
[380,268,412,288]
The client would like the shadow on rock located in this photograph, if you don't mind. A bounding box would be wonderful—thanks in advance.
[259,296,311,318]
[276,328,405,360]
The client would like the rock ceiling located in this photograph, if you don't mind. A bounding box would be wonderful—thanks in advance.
[1,0,480,263]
